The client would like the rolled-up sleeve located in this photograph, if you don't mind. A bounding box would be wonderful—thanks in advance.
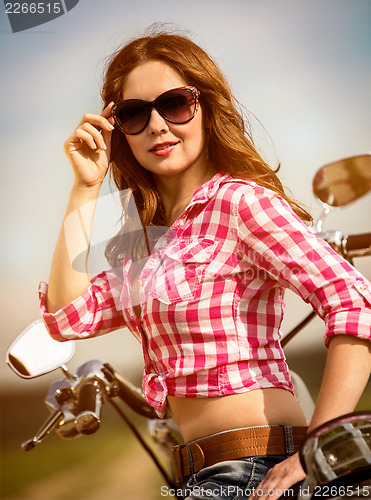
[312,279,371,346]
[235,183,371,347]
[39,270,126,342]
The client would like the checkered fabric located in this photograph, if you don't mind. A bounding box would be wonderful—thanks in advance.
[39,173,371,417]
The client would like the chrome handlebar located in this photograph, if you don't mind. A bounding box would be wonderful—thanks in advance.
[316,231,371,261]
[22,409,64,451]
[22,360,156,450]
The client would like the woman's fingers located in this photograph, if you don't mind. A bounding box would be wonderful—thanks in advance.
[66,108,115,153]
[100,103,115,151]
[77,122,108,150]
[63,104,116,186]
[77,112,114,133]
[248,454,306,499]
[101,101,115,119]
[76,101,115,130]
[73,129,99,150]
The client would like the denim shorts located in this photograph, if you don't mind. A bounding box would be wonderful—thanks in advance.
[181,455,287,500]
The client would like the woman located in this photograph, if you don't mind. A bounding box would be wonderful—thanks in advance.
[39,29,371,499]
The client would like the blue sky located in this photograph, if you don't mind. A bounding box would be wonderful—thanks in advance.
[1,0,370,384]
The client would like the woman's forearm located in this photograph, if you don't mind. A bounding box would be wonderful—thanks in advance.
[248,335,370,499]
[46,104,114,313]
[46,183,101,313]
[308,334,371,432]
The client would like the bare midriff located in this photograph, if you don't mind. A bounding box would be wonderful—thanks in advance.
[167,388,308,443]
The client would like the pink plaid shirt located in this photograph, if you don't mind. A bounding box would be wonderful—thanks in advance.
[39,173,371,417]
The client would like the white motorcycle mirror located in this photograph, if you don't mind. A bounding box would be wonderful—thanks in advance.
[6,320,75,379]
[313,153,371,232]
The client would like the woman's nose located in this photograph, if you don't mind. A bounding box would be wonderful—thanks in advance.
[147,108,169,135]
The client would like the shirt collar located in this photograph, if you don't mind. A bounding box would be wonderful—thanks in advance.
[185,171,231,210]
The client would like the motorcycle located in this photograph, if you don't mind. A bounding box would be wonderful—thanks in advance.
[6,154,371,499]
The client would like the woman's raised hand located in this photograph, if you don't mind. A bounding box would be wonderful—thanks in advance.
[47,103,116,312]
[64,102,115,189]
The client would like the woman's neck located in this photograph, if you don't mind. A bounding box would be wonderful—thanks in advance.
[155,166,217,226]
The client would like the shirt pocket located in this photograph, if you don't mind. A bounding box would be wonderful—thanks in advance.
[150,239,218,305]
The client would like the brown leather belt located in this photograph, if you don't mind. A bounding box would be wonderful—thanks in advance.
[172,425,308,485]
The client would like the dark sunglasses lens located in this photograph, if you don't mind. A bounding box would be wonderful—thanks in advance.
[158,90,195,123]
[115,102,149,134]
[114,88,197,134]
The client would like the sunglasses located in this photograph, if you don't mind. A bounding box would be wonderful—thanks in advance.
[112,86,200,135]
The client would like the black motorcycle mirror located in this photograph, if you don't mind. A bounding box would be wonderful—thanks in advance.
[313,153,371,232]
[298,411,371,499]
[6,320,75,379]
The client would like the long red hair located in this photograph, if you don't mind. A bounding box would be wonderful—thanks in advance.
[101,27,312,266]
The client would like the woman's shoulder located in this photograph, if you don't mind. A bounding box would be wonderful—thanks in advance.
[214,174,301,227]
[215,174,280,203]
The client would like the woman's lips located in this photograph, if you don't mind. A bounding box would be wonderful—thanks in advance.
[149,142,179,156]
